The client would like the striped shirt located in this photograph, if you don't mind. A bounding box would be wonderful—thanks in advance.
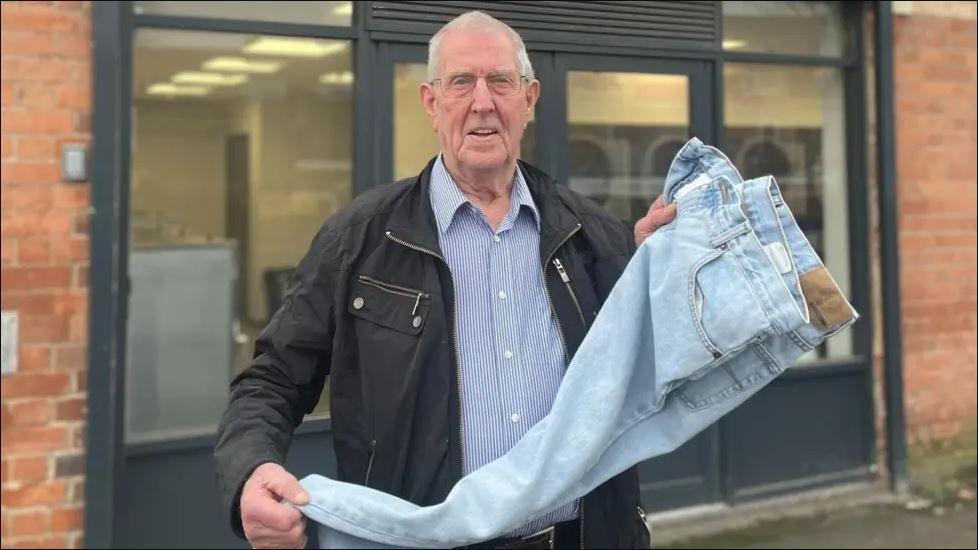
[429,156,579,537]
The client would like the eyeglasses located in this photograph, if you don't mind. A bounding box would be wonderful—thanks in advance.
[429,70,529,99]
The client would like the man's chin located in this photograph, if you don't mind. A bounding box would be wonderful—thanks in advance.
[457,150,511,173]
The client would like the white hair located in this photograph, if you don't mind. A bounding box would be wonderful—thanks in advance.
[427,11,535,81]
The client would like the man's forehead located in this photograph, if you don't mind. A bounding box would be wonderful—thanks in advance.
[438,29,518,71]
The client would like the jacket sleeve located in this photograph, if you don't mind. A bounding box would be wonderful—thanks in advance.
[214,223,339,539]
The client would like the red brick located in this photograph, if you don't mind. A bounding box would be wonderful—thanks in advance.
[1,162,60,184]
[1,9,80,33]
[1,424,70,454]
[1,209,74,238]
[50,505,83,532]
[3,536,70,550]
[1,81,14,105]
[0,108,74,134]
[53,346,84,371]
[1,238,17,265]
[0,372,71,399]
[5,399,53,425]
[0,184,54,210]
[17,235,51,264]
[0,266,72,290]
[52,185,89,209]
[12,343,53,374]
[7,509,51,537]
[17,136,57,160]
[0,293,56,315]
[9,456,49,482]
[50,237,88,262]
[19,313,70,343]
[0,29,55,55]
[55,396,85,421]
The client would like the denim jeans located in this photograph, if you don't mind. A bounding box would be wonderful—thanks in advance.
[294,138,858,549]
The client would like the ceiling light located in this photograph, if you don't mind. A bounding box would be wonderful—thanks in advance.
[333,2,353,17]
[146,83,210,96]
[244,37,347,58]
[722,39,747,50]
[172,72,249,86]
[202,56,282,74]
[319,70,354,85]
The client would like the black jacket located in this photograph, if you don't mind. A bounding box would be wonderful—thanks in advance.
[215,157,650,548]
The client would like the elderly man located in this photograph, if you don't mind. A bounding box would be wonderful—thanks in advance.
[215,10,677,550]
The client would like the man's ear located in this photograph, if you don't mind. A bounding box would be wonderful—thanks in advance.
[524,79,541,115]
[420,83,438,131]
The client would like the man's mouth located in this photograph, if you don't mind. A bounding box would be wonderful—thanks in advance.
[468,127,499,137]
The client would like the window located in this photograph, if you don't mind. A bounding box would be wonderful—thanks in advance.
[134,1,353,26]
[126,29,352,442]
[722,1,846,57]
[567,71,689,225]
[724,64,853,362]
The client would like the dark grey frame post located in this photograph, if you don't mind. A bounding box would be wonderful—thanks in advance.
[874,0,909,494]
[86,1,133,547]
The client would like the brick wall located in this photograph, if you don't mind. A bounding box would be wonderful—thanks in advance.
[1,2,92,548]
[893,8,978,445]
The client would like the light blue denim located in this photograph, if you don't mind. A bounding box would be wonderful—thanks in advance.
[293,137,858,549]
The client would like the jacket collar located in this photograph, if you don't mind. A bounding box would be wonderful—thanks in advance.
[385,156,582,260]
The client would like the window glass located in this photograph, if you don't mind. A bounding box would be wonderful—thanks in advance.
[723,1,846,57]
[724,64,853,362]
[567,71,690,225]
[127,29,351,443]
[134,1,353,26]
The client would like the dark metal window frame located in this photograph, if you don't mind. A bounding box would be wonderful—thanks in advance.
[87,2,902,546]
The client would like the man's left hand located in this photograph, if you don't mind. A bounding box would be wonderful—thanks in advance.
[633,195,678,246]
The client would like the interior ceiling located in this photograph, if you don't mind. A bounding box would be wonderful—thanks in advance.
[133,29,352,100]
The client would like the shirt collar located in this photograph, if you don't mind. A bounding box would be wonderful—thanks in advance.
[429,154,541,235]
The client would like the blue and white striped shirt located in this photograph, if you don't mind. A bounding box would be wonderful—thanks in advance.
[429,156,579,536]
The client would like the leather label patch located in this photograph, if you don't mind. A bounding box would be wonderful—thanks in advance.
[799,267,854,331]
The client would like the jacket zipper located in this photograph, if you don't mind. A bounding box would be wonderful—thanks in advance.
[384,231,466,472]
[541,223,582,359]
[553,258,586,326]
[539,223,585,548]
[364,439,377,485]
[357,274,429,315]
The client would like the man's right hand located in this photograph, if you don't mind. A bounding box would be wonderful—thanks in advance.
[240,462,311,549]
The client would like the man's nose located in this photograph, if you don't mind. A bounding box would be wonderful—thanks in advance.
[470,77,496,113]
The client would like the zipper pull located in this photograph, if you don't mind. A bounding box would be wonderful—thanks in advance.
[553,258,570,283]
[411,293,422,316]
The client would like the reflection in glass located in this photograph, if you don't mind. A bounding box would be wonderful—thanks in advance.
[724,63,852,362]
[567,71,689,225]
[134,1,353,26]
[126,29,351,442]
[722,1,846,57]
[394,63,539,180]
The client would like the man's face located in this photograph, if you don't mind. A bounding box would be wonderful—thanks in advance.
[421,29,540,175]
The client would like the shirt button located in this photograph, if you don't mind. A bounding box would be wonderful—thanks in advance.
[498,290,507,300]
[504,350,513,360]
[510,413,520,423]
[493,235,501,243]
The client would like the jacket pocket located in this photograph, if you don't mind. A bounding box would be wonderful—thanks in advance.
[348,275,431,335]
[687,245,769,358]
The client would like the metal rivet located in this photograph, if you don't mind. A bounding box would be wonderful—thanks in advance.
[712,351,722,359]
[412,316,422,328]
[353,297,364,309]
[720,243,728,251]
